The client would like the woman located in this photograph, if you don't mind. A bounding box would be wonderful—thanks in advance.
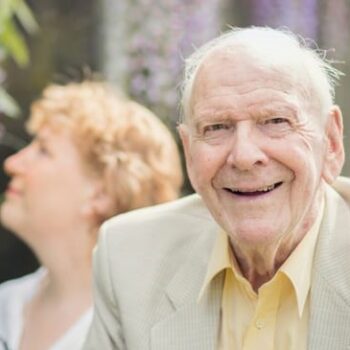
[0,81,183,350]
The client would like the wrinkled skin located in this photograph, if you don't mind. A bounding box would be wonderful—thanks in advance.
[179,51,344,287]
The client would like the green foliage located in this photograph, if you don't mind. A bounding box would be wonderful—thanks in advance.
[0,88,20,116]
[0,0,38,117]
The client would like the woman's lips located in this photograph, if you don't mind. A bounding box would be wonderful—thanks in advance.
[5,186,22,197]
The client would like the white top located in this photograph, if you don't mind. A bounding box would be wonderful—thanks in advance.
[0,268,93,350]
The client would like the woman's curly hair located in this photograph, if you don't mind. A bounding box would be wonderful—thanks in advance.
[27,81,183,221]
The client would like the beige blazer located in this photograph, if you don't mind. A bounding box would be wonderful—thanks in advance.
[84,177,350,350]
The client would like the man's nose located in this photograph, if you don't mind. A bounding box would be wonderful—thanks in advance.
[226,125,268,171]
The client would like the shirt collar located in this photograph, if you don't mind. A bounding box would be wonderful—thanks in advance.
[198,196,325,315]
[197,229,232,302]
[280,196,325,317]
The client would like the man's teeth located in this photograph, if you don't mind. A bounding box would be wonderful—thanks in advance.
[233,183,277,193]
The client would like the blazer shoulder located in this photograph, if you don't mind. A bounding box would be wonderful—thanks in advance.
[107,193,211,223]
[95,194,219,285]
[101,194,215,242]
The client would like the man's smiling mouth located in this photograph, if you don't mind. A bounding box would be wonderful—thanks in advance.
[224,181,283,196]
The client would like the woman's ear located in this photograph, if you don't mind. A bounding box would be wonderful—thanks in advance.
[82,182,113,224]
[322,105,345,184]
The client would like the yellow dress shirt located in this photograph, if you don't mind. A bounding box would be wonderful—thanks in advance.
[198,200,324,350]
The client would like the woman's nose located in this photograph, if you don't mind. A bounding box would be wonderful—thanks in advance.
[4,146,30,176]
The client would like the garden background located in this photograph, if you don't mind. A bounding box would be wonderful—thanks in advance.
[0,0,349,282]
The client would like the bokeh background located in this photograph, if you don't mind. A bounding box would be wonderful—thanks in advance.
[0,0,349,282]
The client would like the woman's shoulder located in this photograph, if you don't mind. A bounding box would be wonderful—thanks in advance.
[0,268,45,304]
[0,268,46,346]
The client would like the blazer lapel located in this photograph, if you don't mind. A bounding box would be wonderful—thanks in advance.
[151,223,222,350]
[308,184,350,350]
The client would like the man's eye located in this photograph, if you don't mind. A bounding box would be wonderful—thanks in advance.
[264,117,289,125]
[204,124,230,133]
[258,116,293,137]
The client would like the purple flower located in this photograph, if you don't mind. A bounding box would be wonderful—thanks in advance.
[116,0,221,123]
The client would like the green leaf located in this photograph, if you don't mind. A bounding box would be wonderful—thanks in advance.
[14,0,39,34]
[0,18,29,66]
[0,87,20,117]
[0,0,14,24]
[0,0,38,121]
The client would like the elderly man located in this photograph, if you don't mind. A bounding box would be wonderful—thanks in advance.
[84,27,349,350]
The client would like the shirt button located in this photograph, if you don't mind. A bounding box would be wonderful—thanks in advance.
[255,319,264,329]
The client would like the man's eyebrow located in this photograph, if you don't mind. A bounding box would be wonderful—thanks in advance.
[192,111,234,123]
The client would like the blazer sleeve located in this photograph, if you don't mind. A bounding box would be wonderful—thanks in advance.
[83,225,126,349]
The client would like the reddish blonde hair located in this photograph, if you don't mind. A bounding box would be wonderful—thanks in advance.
[27,81,183,221]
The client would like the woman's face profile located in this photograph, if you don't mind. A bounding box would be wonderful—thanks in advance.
[0,125,98,243]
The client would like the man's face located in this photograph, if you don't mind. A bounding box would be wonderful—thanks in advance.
[180,52,341,249]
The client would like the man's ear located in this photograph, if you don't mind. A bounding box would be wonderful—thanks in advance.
[177,123,191,163]
[322,105,345,184]
[177,123,196,189]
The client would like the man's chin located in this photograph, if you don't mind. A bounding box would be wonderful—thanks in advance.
[227,223,284,248]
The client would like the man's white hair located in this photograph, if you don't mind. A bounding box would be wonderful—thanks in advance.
[180,26,343,123]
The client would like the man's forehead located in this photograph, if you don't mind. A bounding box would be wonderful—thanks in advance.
[198,48,251,73]
[193,50,298,98]
[197,46,301,80]
[188,48,320,125]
